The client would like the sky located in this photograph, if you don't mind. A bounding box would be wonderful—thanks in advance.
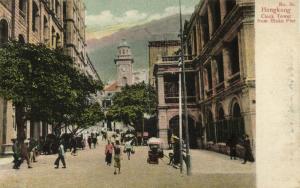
[84,0,200,40]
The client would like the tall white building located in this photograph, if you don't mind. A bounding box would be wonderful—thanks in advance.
[114,39,134,87]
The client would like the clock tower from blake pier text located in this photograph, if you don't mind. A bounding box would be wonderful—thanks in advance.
[115,39,134,87]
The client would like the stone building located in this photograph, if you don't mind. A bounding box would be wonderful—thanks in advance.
[133,69,147,85]
[153,0,255,155]
[0,0,64,154]
[63,0,86,70]
[0,0,99,154]
[148,40,180,86]
[115,39,134,87]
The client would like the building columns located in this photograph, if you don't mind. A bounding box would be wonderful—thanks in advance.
[220,0,227,23]
[199,24,205,48]
[211,58,218,95]
[222,46,232,87]
[207,3,215,38]
[158,109,168,149]
[157,75,165,105]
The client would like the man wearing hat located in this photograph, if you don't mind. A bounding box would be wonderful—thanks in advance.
[12,139,21,169]
[54,140,66,168]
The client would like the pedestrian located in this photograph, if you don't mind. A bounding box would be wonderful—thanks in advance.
[124,140,133,160]
[113,140,122,175]
[226,134,238,160]
[92,136,97,149]
[54,141,66,169]
[87,136,92,149]
[172,136,180,166]
[105,140,114,166]
[20,140,32,168]
[12,139,22,169]
[29,138,38,163]
[242,134,254,164]
[71,136,77,156]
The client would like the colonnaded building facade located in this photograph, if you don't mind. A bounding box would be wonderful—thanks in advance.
[0,0,100,154]
[152,0,255,155]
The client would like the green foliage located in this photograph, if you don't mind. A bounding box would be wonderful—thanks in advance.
[107,82,156,125]
[0,42,104,140]
[70,102,104,134]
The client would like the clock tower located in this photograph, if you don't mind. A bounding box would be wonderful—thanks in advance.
[114,39,134,87]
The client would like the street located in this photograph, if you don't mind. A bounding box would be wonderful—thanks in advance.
[0,141,255,188]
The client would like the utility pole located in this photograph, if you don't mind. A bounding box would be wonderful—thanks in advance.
[178,63,183,173]
[179,0,191,176]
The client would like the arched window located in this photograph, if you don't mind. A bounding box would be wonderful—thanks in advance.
[51,27,55,47]
[56,33,61,48]
[216,106,226,142]
[232,103,241,117]
[18,34,25,44]
[230,102,245,139]
[206,110,215,142]
[122,77,127,86]
[0,19,9,44]
[43,16,49,42]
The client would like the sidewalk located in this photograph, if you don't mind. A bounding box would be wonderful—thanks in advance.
[0,142,256,188]
[190,149,255,175]
[0,156,12,166]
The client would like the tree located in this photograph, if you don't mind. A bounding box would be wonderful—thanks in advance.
[107,82,156,127]
[0,42,103,142]
[69,102,104,135]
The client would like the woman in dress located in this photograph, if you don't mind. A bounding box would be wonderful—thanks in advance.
[105,140,113,166]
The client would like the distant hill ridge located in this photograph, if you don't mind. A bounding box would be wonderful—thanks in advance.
[87,14,190,82]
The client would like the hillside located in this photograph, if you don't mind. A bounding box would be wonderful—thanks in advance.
[87,14,190,82]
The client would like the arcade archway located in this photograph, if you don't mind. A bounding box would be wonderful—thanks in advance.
[169,115,198,149]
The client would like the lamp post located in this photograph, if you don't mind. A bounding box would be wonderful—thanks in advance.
[178,62,183,174]
[179,0,191,176]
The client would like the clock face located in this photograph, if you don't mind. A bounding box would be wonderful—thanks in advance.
[121,67,127,72]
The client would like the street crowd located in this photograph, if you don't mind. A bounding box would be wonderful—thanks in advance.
[8,129,254,175]
[9,130,137,175]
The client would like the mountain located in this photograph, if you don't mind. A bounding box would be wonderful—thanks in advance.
[87,14,190,82]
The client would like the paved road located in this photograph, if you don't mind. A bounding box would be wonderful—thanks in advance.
[0,141,255,188]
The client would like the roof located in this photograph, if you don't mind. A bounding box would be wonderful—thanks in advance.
[148,40,180,47]
[104,81,119,92]
[118,39,129,48]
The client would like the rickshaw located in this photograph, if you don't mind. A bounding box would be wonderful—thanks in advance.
[147,137,164,164]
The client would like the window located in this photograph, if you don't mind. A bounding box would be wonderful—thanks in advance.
[19,0,27,18]
[206,110,215,142]
[230,37,240,74]
[201,11,209,45]
[0,19,9,44]
[193,26,197,55]
[226,0,236,15]
[32,2,39,32]
[122,77,128,86]
[18,34,25,44]
[51,27,55,47]
[206,65,212,90]
[164,74,179,103]
[43,16,49,41]
[212,0,221,33]
[216,53,224,83]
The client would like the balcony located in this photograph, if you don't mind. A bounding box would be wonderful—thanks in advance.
[19,10,26,25]
[161,55,196,62]
[206,89,213,98]
[228,72,240,85]
[165,96,196,104]
[216,82,225,93]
